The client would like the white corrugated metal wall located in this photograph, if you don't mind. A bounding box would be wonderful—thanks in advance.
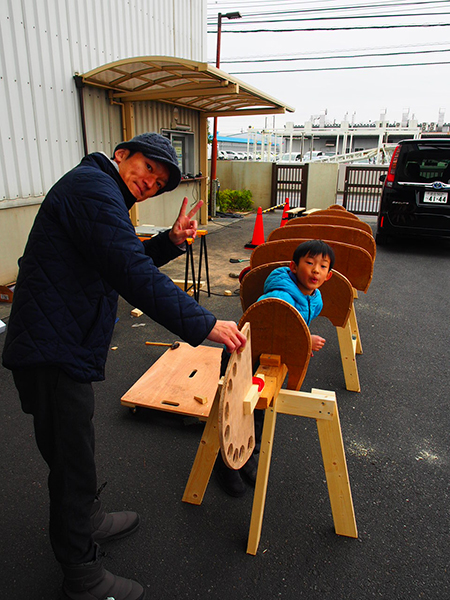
[0,0,206,206]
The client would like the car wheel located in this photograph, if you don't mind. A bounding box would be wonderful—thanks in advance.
[375,231,388,245]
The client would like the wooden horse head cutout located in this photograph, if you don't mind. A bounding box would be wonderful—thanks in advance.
[238,298,312,391]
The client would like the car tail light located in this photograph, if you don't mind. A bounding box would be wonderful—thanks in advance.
[380,216,384,228]
[385,145,401,187]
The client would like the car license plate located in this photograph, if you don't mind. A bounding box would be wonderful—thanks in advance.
[423,191,448,204]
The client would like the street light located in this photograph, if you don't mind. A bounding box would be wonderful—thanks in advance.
[210,11,242,216]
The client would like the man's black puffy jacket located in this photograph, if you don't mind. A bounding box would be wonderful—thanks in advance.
[2,153,216,382]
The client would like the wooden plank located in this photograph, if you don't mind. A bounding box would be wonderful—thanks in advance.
[182,385,222,505]
[254,363,288,410]
[243,382,263,415]
[349,302,363,354]
[250,239,373,293]
[276,389,336,420]
[336,322,361,393]
[247,401,278,555]
[289,214,373,236]
[120,343,222,418]
[239,299,312,391]
[316,403,358,538]
[267,223,376,259]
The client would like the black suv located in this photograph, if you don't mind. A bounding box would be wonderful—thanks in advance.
[376,138,450,243]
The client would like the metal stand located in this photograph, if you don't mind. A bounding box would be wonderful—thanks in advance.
[184,232,210,304]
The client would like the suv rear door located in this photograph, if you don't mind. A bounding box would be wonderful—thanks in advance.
[376,139,450,242]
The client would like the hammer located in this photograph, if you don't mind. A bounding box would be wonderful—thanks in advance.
[145,341,180,350]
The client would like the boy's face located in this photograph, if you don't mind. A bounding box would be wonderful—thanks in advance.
[289,252,333,295]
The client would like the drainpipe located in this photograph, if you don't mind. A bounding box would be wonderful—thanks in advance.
[108,91,127,141]
[74,74,89,156]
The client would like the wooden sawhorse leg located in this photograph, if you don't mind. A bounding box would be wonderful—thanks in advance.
[182,385,221,505]
[350,297,363,355]
[246,388,357,555]
[336,320,361,392]
[246,400,278,555]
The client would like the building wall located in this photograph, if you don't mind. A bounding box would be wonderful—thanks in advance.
[306,163,339,210]
[215,161,341,213]
[216,161,274,210]
[0,0,206,284]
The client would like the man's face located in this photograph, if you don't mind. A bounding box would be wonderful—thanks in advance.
[289,252,332,295]
[114,149,170,202]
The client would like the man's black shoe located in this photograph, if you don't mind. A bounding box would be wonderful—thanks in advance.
[214,453,246,497]
[240,454,258,487]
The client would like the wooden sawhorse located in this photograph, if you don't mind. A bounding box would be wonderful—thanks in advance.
[121,299,357,555]
[183,299,358,554]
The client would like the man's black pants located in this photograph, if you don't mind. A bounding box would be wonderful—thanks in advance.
[13,366,97,566]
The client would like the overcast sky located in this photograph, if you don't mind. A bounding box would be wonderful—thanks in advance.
[206,0,450,134]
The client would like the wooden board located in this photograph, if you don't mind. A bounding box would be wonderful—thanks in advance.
[267,223,376,259]
[250,238,373,293]
[218,323,256,469]
[239,298,311,391]
[289,214,373,236]
[240,262,353,328]
[121,343,222,418]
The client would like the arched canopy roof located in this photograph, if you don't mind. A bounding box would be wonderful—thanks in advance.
[79,56,294,118]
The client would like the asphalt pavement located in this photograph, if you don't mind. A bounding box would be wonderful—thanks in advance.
[0,209,449,600]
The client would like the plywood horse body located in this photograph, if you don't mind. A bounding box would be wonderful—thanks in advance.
[289,214,373,236]
[240,263,360,392]
[267,223,376,260]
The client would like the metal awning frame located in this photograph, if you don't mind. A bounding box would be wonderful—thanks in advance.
[78,56,294,118]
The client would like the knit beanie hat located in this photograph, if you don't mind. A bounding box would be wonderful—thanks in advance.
[114,133,182,195]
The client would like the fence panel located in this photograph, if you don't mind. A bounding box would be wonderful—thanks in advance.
[271,163,308,208]
[342,166,388,215]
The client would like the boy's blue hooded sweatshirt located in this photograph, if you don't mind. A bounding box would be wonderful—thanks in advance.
[257,267,323,325]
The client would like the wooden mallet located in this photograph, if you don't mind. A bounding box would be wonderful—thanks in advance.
[145,341,180,350]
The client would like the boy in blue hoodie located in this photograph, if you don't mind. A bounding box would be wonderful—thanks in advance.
[214,240,336,499]
[258,239,335,354]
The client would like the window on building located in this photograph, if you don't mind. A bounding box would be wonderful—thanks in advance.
[161,129,195,176]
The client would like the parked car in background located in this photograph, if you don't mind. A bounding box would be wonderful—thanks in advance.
[217,150,227,160]
[277,152,302,164]
[223,150,239,160]
[376,138,450,244]
[235,151,246,160]
[303,151,325,161]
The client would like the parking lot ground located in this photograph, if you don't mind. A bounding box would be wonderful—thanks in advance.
[0,210,449,599]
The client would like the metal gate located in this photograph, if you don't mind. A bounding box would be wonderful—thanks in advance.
[271,163,308,208]
[342,165,388,215]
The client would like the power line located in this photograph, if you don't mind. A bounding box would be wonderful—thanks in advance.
[216,46,450,64]
[208,9,450,24]
[230,59,450,74]
[217,12,450,24]
[207,0,450,20]
[207,23,450,33]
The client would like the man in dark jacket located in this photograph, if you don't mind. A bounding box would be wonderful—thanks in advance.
[2,133,246,600]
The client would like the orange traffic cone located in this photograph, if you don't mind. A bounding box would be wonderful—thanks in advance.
[280,198,290,227]
[245,207,265,249]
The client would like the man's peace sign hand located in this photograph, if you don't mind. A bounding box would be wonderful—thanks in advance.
[169,197,204,246]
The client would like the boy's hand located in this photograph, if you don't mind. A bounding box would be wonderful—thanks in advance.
[207,320,247,353]
[311,335,326,355]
